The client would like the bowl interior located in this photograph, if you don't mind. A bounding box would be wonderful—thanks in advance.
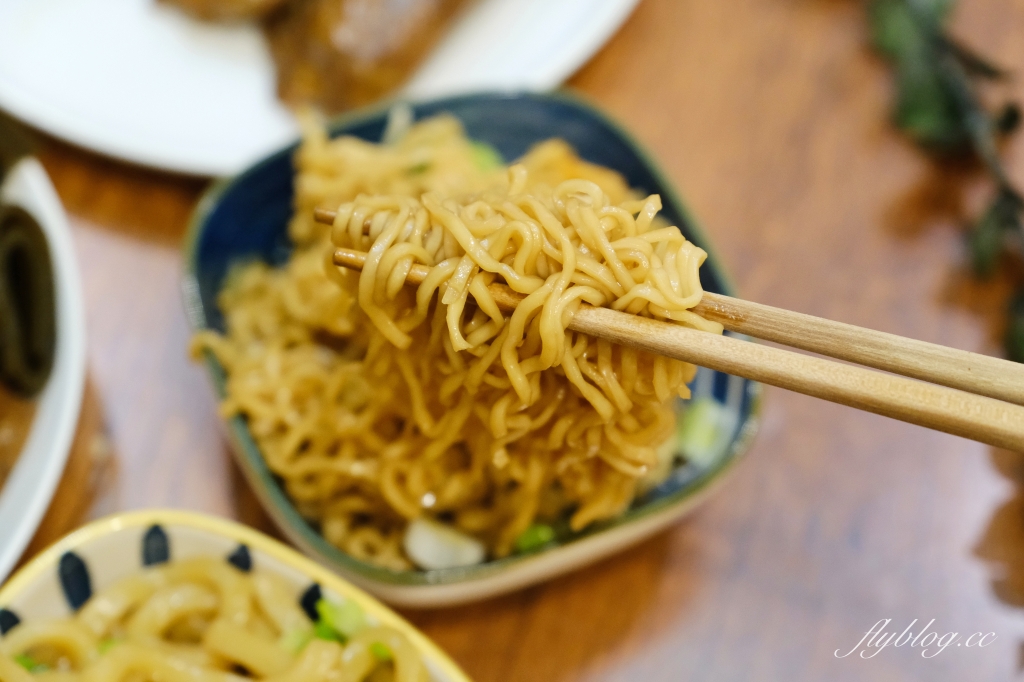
[0,511,469,682]
[183,91,761,588]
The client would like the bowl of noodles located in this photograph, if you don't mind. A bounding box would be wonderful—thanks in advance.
[0,509,470,682]
[183,91,762,607]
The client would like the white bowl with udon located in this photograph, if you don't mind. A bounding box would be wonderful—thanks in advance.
[0,510,471,682]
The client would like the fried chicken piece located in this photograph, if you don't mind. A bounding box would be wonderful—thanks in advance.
[265,0,468,113]
[162,0,289,21]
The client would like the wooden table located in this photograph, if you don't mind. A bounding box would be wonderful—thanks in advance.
[20,0,1024,679]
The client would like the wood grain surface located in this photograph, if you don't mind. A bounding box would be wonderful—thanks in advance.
[18,0,1024,680]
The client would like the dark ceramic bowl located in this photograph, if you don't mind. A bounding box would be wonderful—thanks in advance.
[182,91,761,607]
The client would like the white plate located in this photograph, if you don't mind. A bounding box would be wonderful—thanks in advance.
[0,0,641,176]
[0,157,87,582]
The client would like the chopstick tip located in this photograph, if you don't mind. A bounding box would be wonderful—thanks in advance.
[314,207,336,225]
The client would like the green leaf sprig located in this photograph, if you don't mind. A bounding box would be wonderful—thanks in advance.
[869,0,1024,360]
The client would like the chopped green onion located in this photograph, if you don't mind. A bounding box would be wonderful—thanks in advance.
[313,620,342,643]
[678,397,738,468]
[97,638,120,654]
[407,162,431,175]
[14,654,47,673]
[515,524,556,553]
[369,642,393,662]
[469,141,503,171]
[316,598,366,640]
[279,628,314,653]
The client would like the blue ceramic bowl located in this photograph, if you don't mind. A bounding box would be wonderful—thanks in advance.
[183,91,762,607]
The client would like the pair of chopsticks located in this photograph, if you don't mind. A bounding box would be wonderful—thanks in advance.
[313,208,1024,452]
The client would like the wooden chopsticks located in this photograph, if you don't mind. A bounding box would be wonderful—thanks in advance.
[691,295,1024,407]
[314,209,1024,451]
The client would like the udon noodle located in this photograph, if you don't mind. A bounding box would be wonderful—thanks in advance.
[0,558,426,682]
[193,113,721,569]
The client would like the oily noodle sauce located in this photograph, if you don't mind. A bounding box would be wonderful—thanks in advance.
[0,387,35,488]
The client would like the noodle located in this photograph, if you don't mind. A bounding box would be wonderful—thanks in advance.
[193,113,722,569]
[0,558,427,682]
